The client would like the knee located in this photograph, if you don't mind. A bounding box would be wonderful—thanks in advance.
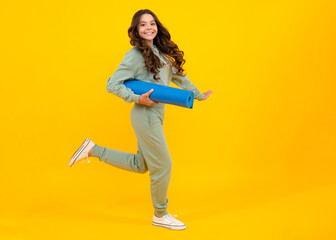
[137,164,148,174]
[133,153,148,174]
[164,160,172,172]
[152,159,172,176]
[135,159,148,174]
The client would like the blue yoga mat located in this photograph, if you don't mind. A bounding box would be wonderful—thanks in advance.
[124,80,194,109]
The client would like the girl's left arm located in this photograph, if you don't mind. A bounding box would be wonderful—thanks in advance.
[171,67,205,101]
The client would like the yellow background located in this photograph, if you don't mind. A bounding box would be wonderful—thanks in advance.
[1,0,336,239]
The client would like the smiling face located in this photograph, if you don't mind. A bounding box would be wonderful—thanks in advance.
[138,13,158,47]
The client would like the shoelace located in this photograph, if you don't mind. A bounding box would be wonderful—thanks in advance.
[166,214,178,219]
[156,214,178,219]
[165,214,181,223]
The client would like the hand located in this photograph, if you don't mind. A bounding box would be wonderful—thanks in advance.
[202,90,213,100]
[139,89,159,106]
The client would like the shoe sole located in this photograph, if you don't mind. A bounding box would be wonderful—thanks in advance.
[152,222,186,230]
[69,138,90,167]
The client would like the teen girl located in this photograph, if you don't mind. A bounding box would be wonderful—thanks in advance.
[69,9,213,230]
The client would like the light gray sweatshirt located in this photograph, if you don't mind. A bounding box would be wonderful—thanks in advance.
[107,45,205,104]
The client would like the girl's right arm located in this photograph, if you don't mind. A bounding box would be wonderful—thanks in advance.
[107,49,141,103]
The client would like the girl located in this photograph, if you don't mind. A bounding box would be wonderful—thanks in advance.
[69,9,213,230]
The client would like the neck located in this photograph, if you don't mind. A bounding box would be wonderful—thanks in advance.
[146,40,154,47]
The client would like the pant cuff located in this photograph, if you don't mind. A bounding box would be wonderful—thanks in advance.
[90,144,105,161]
[154,209,168,217]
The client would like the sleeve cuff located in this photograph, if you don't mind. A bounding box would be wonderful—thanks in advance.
[132,94,140,104]
[197,93,205,101]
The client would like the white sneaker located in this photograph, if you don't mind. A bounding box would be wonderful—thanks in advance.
[152,213,186,230]
[69,138,95,167]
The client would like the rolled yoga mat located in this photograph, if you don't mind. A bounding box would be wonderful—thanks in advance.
[124,80,194,109]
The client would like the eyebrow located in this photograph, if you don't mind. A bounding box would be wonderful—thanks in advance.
[139,20,155,23]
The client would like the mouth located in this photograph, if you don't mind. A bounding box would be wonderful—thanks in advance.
[144,32,154,36]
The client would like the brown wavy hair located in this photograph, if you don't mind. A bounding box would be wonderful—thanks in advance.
[128,9,186,81]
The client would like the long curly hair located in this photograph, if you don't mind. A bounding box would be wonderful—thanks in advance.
[128,9,186,81]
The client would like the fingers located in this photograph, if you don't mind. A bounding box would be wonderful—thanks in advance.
[145,101,158,106]
[202,90,213,100]
[145,89,154,97]
[139,89,159,106]
[204,90,213,94]
[145,89,157,106]
[147,99,158,106]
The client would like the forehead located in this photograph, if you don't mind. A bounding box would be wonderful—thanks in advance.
[139,14,155,23]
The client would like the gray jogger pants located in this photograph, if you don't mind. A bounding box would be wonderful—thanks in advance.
[91,103,172,217]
